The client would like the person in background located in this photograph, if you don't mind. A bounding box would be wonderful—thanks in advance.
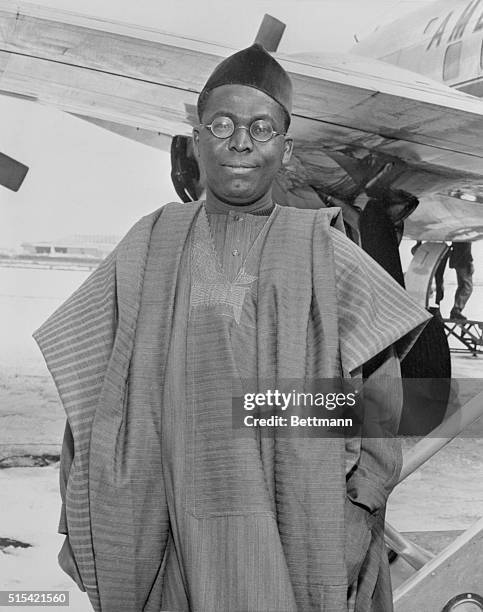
[411,240,474,321]
[449,242,474,321]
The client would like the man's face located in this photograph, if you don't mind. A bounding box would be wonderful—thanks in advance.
[193,84,293,205]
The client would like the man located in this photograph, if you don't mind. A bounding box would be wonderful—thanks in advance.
[416,241,474,320]
[449,242,474,321]
[35,44,430,612]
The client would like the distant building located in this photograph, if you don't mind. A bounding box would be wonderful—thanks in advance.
[20,234,120,261]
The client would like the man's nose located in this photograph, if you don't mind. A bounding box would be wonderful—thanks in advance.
[228,126,253,152]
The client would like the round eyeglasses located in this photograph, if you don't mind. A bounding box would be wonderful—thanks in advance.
[200,116,285,143]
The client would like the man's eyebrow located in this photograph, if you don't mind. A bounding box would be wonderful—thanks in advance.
[203,110,235,121]
[251,113,277,123]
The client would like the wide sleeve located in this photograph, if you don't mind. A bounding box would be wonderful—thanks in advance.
[330,228,431,375]
[329,228,429,512]
[33,247,119,427]
[33,247,119,539]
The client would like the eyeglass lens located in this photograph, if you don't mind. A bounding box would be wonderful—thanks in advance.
[209,116,276,142]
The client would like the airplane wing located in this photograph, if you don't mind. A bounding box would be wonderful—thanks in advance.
[1,0,483,239]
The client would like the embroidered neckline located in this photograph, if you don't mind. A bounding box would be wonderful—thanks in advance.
[189,205,279,324]
[201,202,278,283]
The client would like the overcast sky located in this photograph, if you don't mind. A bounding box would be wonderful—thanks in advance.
[0,0,437,247]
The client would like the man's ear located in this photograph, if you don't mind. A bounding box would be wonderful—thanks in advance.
[282,137,293,166]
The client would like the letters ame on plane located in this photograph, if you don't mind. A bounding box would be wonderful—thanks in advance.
[0,0,482,244]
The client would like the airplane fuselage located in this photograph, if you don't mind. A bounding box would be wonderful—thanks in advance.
[354,0,483,97]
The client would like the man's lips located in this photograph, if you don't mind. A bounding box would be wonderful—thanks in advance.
[221,163,259,172]
[222,164,258,168]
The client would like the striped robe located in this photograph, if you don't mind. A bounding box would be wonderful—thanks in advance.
[34,202,430,611]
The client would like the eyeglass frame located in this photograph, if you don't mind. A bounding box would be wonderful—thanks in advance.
[199,115,287,143]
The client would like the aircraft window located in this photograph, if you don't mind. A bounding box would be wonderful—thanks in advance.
[443,42,462,80]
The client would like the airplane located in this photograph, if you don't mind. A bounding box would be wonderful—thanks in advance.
[0,0,482,249]
[1,2,483,610]
[352,0,483,242]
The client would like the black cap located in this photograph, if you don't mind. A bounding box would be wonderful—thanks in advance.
[198,43,292,124]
